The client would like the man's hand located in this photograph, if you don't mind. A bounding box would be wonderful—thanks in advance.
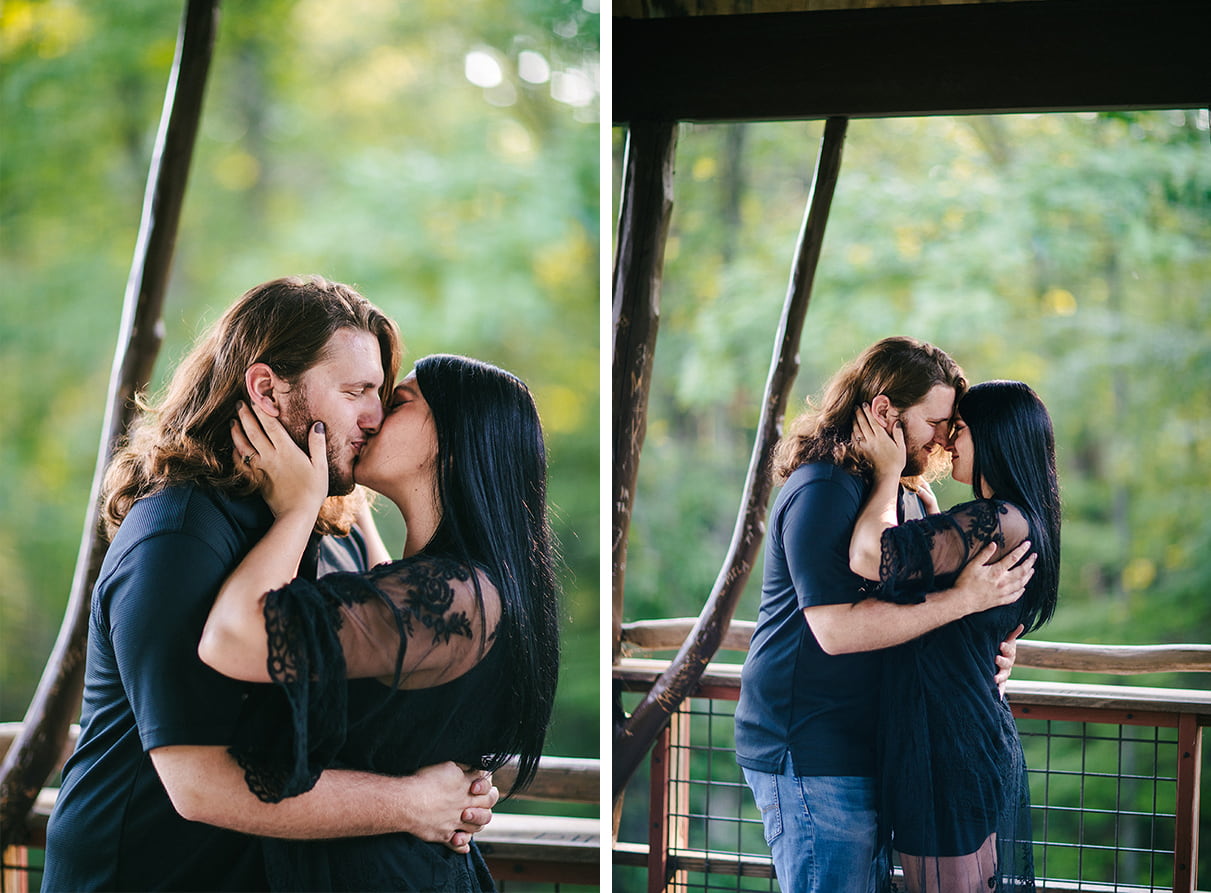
[952,540,1036,616]
[995,624,1025,699]
[397,762,499,854]
[447,772,498,851]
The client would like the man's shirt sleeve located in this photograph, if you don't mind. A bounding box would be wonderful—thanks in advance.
[103,531,252,752]
[780,476,864,610]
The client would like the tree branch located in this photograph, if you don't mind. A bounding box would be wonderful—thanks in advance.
[0,0,220,846]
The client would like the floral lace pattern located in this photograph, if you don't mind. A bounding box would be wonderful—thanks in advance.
[875,499,1020,605]
[389,557,475,647]
[231,553,497,804]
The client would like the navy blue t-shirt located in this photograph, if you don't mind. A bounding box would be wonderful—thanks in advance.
[735,462,883,777]
[43,483,367,892]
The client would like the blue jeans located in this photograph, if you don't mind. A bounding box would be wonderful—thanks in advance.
[742,762,880,893]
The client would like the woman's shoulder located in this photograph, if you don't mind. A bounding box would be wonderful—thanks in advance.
[366,554,504,687]
[368,553,502,627]
[945,498,1030,548]
[946,497,1024,519]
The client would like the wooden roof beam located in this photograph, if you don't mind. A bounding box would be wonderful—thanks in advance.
[615,0,1210,124]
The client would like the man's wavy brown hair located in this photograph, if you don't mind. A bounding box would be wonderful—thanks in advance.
[102,275,402,538]
[772,336,967,487]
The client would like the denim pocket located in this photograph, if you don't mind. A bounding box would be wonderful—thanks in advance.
[742,767,784,845]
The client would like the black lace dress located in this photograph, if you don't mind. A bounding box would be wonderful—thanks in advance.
[229,552,511,892]
[870,499,1036,892]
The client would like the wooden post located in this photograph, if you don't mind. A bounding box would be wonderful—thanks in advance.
[614,117,850,800]
[0,0,220,847]
[667,709,692,891]
[1173,712,1202,893]
[647,725,673,893]
[1,845,30,893]
[613,121,679,667]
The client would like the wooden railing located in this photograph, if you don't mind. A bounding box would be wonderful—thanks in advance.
[615,623,1211,893]
[621,618,1211,675]
[0,724,599,891]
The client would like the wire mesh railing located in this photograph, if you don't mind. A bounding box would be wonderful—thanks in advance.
[614,661,1210,893]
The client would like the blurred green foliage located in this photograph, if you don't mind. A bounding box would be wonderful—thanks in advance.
[614,111,1211,886]
[0,0,600,773]
[619,112,1211,650]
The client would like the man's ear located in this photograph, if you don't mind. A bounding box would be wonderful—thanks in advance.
[869,394,894,431]
[245,363,286,417]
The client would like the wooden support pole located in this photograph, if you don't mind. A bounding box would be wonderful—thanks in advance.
[646,725,673,893]
[0,0,220,847]
[612,121,679,666]
[1173,712,1202,893]
[666,710,692,891]
[614,117,849,800]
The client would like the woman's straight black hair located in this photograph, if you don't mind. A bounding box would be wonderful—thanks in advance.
[414,354,561,796]
[960,380,1061,632]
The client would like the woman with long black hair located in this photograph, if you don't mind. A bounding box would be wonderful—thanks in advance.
[849,380,1060,892]
[199,354,560,891]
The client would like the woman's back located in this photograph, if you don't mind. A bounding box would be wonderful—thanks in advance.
[234,553,510,891]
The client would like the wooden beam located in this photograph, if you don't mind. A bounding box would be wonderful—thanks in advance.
[646,725,673,893]
[612,122,679,664]
[4,745,599,853]
[0,0,220,848]
[1173,712,1203,893]
[615,657,1211,717]
[475,814,600,868]
[613,119,849,800]
[621,618,1211,674]
[0,727,600,807]
[614,0,1211,123]
[491,755,600,804]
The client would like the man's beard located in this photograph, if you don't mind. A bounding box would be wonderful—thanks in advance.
[280,390,356,496]
[904,442,951,482]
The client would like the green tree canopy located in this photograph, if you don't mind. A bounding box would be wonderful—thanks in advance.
[621,112,1211,688]
[1,0,600,768]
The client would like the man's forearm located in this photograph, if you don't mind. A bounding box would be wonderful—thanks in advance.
[152,744,495,849]
[807,540,1035,655]
[152,745,418,839]
[804,591,966,655]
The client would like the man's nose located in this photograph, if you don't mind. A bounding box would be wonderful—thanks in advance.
[360,399,385,432]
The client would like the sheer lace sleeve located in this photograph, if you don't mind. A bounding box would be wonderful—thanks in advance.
[230,554,500,802]
[874,499,1029,605]
[332,555,501,688]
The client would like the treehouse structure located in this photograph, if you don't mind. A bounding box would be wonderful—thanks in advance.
[0,2,598,890]
[611,1,1210,890]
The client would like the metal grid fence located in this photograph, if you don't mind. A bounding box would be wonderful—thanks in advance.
[627,692,1205,893]
[1021,718,1178,890]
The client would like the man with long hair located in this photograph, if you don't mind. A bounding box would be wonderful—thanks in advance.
[44,277,498,892]
[734,336,1033,893]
